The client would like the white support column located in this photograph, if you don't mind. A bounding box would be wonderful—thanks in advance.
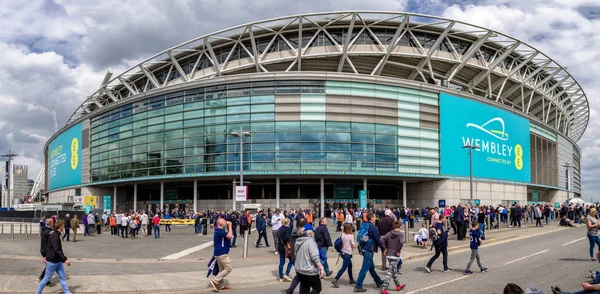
[232,179,237,211]
[320,178,325,218]
[276,178,280,209]
[193,180,198,213]
[113,186,117,212]
[160,182,164,212]
[402,180,407,208]
[363,178,367,191]
[133,184,137,212]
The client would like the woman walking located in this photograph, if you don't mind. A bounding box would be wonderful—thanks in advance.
[586,208,600,261]
[277,218,293,282]
[331,223,356,287]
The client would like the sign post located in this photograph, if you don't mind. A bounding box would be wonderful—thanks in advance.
[235,186,248,202]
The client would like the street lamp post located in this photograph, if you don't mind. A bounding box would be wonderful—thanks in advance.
[563,162,572,204]
[463,144,479,224]
[230,127,252,211]
[0,151,17,208]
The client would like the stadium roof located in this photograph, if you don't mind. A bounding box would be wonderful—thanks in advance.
[68,11,589,142]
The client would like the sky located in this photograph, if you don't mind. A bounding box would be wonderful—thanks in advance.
[0,0,598,200]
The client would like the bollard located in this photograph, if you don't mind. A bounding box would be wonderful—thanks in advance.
[243,230,249,258]
[426,219,430,228]
[11,224,14,239]
[443,219,448,232]
[25,224,28,239]
[486,215,491,230]
[30,223,32,236]
[1,223,3,235]
[19,223,22,235]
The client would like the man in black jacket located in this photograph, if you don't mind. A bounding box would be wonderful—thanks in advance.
[38,219,54,286]
[455,204,465,240]
[315,217,333,277]
[377,210,395,270]
[37,220,71,294]
[62,214,71,242]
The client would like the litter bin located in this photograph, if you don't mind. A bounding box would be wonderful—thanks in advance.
[147,223,152,236]
[202,218,208,235]
[409,217,414,229]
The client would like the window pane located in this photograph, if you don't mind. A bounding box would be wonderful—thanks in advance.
[326,132,350,142]
[276,132,301,141]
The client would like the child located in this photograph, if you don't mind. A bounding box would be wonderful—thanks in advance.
[129,216,138,239]
[464,222,488,275]
[418,223,428,249]
[380,220,406,294]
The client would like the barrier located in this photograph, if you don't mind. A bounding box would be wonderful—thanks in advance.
[159,219,195,225]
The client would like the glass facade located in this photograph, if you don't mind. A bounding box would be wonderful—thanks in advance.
[89,80,413,182]
[529,133,558,187]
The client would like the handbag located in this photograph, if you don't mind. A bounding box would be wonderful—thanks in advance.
[285,242,292,259]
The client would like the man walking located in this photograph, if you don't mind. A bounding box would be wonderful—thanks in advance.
[534,205,543,227]
[211,218,233,291]
[455,204,465,240]
[271,209,283,254]
[36,220,72,294]
[255,212,270,248]
[38,218,54,286]
[62,214,71,242]
[377,210,395,270]
[240,210,249,238]
[70,215,79,242]
[425,214,451,273]
[315,217,334,277]
[354,213,384,292]
[141,211,149,237]
[152,214,161,239]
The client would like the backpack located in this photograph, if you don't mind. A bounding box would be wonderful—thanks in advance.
[334,234,343,254]
[356,222,372,249]
[429,226,439,244]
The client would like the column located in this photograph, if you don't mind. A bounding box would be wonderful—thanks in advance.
[232,179,237,211]
[402,180,407,208]
[133,184,137,212]
[363,178,367,208]
[113,186,117,212]
[261,185,265,199]
[320,178,324,218]
[297,185,301,199]
[276,178,280,209]
[193,180,198,213]
[160,182,164,212]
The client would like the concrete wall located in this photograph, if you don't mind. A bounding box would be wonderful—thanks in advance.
[407,179,527,209]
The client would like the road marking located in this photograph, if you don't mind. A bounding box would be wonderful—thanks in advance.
[405,275,470,294]
[504,249,549,265]
[162,228,256,260]
[562,237,586,246]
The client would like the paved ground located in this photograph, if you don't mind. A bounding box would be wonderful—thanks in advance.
[0,218,587,293]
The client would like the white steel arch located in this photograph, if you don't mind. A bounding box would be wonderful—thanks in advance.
[66,11,590,142]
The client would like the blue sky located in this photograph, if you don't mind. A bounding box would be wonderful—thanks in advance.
[0,0,598,200]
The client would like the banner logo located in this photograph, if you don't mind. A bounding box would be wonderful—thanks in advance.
[466,117,509,141]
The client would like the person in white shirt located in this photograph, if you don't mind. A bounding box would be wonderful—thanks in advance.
[344,210,354,225]
[140,212,149,237]
[271,209,283,255]
[415,223,429,249]
[120,215,129,238]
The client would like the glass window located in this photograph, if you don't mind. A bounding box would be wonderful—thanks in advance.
[252,132,275,142]
[185,146,204,156]
[205,107,226,116]
[276,121,300,131]
[276,132,301,141]
[352,153,375,162]
[184,101,203,110]
[326,132,350,142]
[251,113,275,121]
[227,96,250,105]
[133,112,147,121]
[184,137,204,147]
[277,142,299,151]
[120,147,133,156]
[164,104,183,114]
[250,104,275,113]
[165,121,183,130]
[120,138,133,147]
[376,154,396,162]
[327,143,350,152]
[227,105,249,114]
[133,120,147,129]
[165,113,182,122]
[252,121,275,131]
[148,142,164,152]
[251,95,275,103]
[352,143,375,152]
[376,124,397,134]
[165,149,183,158]
[132,135,147,145]
[352,123,374,133]
[251,143,274,151]
[375,134,396,145]
[184,118,204,127]
[205,116,226,125]
[326,121,350,132]
[184,109,204,119]
[227,114,250,123]
[148,116,164,125]
[375,145,396,154]
[351,133,374,143]
[276,152,300,160]
[119,123,132,132]
[133,127,147,136]
[301,121,326,131]
[148,124,165,132]
[327,152,351,161]
[166,139,183,149]
[147,132,164,142]
[147,108,164,117]
[184,127,204,137]
[133,144,147,154]
[301,132,325,141]
[301,142,323,151]
[165,129,183,140]
[252,152,274,161]
[302,152,325,160]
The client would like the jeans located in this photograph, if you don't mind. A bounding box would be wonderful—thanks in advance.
[256,230,269,247]
[84,224,89,236]
[536,217,543,227]
[36,261,70,294]
[356,251,383,289]
[478,223,485,240]
[62,228,70,241]
[197,224,202,234]
[278,250,293,279]
[165,224,171,232]
[232,227,237,246]
[116,224,121,236]
[334,253,353,281]
[426,246,449,270]
[382,257,401,290]
[297,272,322,294]
[319,247,330,273]
[466,249,483,271]
[415,216,419,222]
[545,216,550,225]
[588,234,600,258]
[561,290,600,294]
[154,224,160,238]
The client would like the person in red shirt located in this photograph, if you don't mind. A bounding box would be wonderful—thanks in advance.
[152,214,161,239]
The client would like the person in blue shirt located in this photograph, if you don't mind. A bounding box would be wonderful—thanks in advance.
[354,212,384,292]
[425,214,451,273]
[255,212,270,248]
[211,218,233,292]
[464,222,488,275]
[164,212,171,232]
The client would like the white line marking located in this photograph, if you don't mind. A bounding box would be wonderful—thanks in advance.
[562,237,586,246]
[162,228,256,260]
[405,275,470,294]
[504,249,549,265]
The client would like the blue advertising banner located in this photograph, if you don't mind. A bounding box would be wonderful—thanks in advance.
[48,123,82,190]
[103,195,112,212]
[440,94,531,183]
[358,190,367,209]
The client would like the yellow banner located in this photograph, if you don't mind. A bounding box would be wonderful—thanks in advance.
[84,196,97,207]
[159,219,195,225]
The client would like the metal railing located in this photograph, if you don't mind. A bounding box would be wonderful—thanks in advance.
[0,223,35,239]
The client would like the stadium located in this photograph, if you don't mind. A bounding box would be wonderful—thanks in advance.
[44,11,588,216]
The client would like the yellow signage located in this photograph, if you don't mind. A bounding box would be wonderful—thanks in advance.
[159,219,195,225]
[83,196,97,207]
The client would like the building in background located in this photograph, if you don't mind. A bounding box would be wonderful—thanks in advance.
[27,179,34,195]
[43,12,589,213]
[12,165,28,204]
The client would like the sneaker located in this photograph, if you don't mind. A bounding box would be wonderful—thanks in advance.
[592,258,597,262]
[211,280,220,292]
[481,267,488,273]
[396,284,406,291]
[376,282,384,288]
[284,290,292,294]
[464,270,473,275]
[424,266,432,273]
[278,278,284,283]
[349,279,356,284]
[275,251,279,255]
[354,287,367,292]
[444,268,452,272]
[332,280,339,288]
[266,245,271,248]
[37,277,41,283]
[326,271,333,277]
[283,275,292,282]
[231,245,236,248]
[254,241,258,246]
[381,290,390,294]
[219,285,231,291]
[551,286,562,294]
